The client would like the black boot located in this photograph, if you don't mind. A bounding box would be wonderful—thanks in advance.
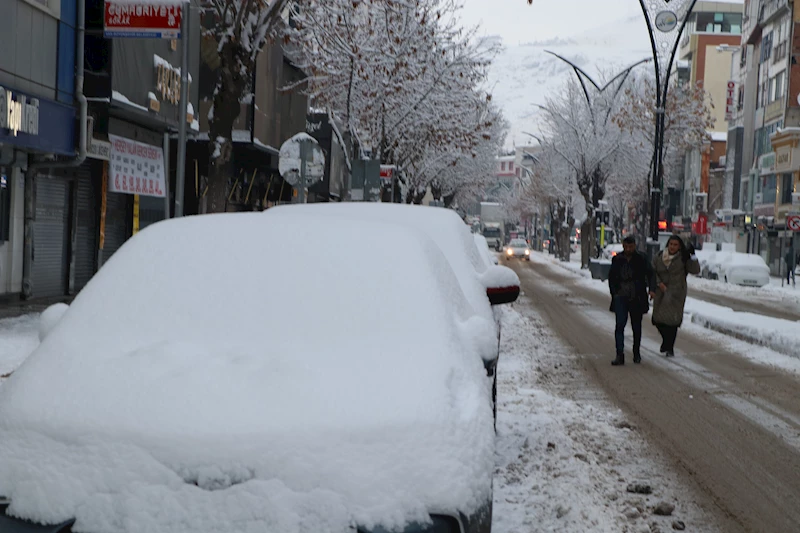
[665,350,674,357]
[659,343,666,353]
[633,348,641,364]
[612,353,625,366]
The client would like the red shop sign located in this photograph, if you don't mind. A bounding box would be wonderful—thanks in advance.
[104,1,182,39]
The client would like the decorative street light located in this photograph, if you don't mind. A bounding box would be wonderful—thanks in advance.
[637,0,700,241]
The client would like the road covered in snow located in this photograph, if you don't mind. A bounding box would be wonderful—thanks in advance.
[500,252,800,532]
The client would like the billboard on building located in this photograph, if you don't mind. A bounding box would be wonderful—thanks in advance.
[104,1,182,39]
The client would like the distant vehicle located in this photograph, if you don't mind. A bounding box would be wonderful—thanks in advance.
[717,252,771,287]
[0,209,500,533]
[602,243,624,260]
[480,202,504,250]
[505,239,531,261]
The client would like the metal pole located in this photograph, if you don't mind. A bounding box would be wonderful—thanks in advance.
[163,132,171,219]
[174,0,190,217]
[298,140,307,204]
[781,227,786,287]
[391,171,395,203]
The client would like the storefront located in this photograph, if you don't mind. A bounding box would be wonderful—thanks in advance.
[0,84,76,299]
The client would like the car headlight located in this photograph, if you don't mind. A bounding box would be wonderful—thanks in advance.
[507,248,513,255]
[525,249,530,255]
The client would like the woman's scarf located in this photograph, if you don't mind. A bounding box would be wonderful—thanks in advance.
[662,248,678,269]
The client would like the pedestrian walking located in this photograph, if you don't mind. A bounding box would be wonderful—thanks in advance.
[651,235,701,357]
[608,236,653,366]
[785,249,796,287]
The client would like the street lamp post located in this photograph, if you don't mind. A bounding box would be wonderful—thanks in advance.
[637,0,700,242]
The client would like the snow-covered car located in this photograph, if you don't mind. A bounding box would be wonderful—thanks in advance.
[474,233,499,265]
[703,251,733,280]
[602,243,624,260]
[262,203,520,424]
[0,213,496,533]
[504,239,531,261]
[717,252,771,287]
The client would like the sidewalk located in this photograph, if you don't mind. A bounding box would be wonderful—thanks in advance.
[0,297,73,321]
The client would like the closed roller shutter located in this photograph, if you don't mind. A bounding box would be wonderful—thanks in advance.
[32,176,69,298]
[139,194,166,231]
[103,191,129,262]
[74,165,97,291]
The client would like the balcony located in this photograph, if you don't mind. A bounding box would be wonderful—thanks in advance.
[759,0,789,25]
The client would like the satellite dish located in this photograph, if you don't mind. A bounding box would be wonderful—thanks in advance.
[278,133,325,187]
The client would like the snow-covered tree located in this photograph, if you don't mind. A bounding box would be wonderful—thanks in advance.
[612,76,715,239]
[204,0,292,213]
[510,141,578,261]
[538,77,639,266]
[287,0,504,202]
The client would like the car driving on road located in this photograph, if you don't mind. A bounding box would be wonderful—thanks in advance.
[504,239,531,261]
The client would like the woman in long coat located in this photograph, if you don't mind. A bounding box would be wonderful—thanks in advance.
[650,235,701,357]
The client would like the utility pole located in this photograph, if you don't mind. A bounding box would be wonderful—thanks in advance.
[174,0,190,217]
[638,0,700,248]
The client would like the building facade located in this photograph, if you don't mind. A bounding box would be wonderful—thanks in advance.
[0,0,79,300]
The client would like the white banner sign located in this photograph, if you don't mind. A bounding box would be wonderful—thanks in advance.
[108,134,166,197]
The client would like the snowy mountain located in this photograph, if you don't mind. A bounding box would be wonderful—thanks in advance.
[486,15,654,148]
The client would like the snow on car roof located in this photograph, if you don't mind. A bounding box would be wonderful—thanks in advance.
[0,213,494,533]
[265,204,499,351]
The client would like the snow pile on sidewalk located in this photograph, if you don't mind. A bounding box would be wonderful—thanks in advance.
[493,305,721,533]
[0,315,39,378]
[684,299,800,358]
[689,275,800,309]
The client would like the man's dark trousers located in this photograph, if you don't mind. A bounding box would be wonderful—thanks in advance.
[613,295,642,355]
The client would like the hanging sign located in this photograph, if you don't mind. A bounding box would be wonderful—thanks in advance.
[108,134,167,198]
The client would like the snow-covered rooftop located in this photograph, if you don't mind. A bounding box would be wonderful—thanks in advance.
[0,212,494,533]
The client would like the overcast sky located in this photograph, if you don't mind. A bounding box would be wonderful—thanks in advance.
[458,0,643,45]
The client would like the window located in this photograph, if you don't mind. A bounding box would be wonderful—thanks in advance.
[740,46,747,68]
[509,163,514,172]
[781,173,794,204]
[695,12,742,33]
[775,71,785,101]
[761,32,773,63]
[737,87,745,110]
[762,174,777,204]
[500,162,505,171]
[0,169,10,242]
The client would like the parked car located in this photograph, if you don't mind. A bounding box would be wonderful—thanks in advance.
[0,212,497,533]
[703,250,733,280]
[504,239,531,261]
[602,243,624,260]
[717,252,771,287]
[474,233,499,265]
[264,203,520,425]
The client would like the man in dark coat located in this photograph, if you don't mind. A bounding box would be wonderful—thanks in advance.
[608,236,654,365]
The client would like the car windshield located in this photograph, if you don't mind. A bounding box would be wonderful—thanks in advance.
[510,240,527,247]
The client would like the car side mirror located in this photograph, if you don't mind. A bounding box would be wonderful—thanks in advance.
[481,265,521,306]
[487,285,520,305]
